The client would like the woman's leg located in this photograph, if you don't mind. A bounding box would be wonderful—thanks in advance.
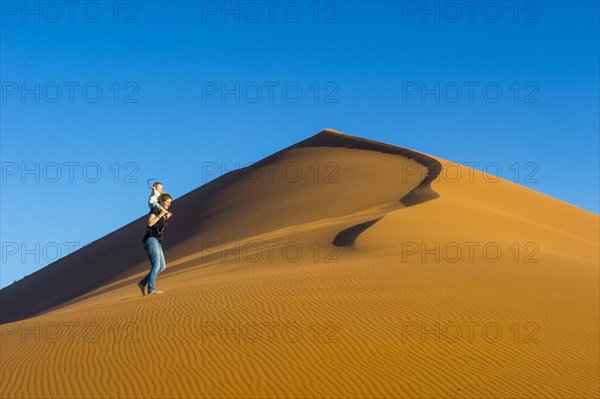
[158,246,166,275]
[141,238,162,293]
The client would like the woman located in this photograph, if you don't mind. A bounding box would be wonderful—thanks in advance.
[138,193,173,295]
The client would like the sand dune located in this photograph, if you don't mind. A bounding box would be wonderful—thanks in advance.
[1,129,598,398]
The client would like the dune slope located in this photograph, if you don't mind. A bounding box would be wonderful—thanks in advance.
[1,129,598,398]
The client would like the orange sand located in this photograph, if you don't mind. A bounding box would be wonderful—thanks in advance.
[1,129,598,398]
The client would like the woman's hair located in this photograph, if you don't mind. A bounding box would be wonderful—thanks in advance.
[157,193,172,205]
[153,181,162,188]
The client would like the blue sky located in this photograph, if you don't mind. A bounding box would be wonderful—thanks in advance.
[1,0,599,288]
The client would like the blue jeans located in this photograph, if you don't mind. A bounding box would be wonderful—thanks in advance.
[140,237,166,293]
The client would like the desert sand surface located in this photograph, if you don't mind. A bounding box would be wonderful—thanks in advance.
[1,129,598,398]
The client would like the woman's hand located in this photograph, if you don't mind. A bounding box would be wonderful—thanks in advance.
[148,210,167,227]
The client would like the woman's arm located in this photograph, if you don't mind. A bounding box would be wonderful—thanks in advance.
[148,210,166,227]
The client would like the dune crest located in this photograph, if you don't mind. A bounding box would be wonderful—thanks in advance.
[0,129,438,324]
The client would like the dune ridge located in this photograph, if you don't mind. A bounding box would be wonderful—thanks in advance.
[0,129,437,324]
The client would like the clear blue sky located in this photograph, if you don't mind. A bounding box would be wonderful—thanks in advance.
[1,1,599,288]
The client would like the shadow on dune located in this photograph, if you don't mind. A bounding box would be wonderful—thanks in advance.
[333,219,383,246]
[0,129,441,324]
[327,130,442,246]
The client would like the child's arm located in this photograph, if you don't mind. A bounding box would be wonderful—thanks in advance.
[149,186,164,211]
[149,197,164,212]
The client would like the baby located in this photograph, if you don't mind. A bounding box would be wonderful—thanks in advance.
[149,181,165,211]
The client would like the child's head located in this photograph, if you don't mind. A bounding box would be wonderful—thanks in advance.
[153,182,163,192]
